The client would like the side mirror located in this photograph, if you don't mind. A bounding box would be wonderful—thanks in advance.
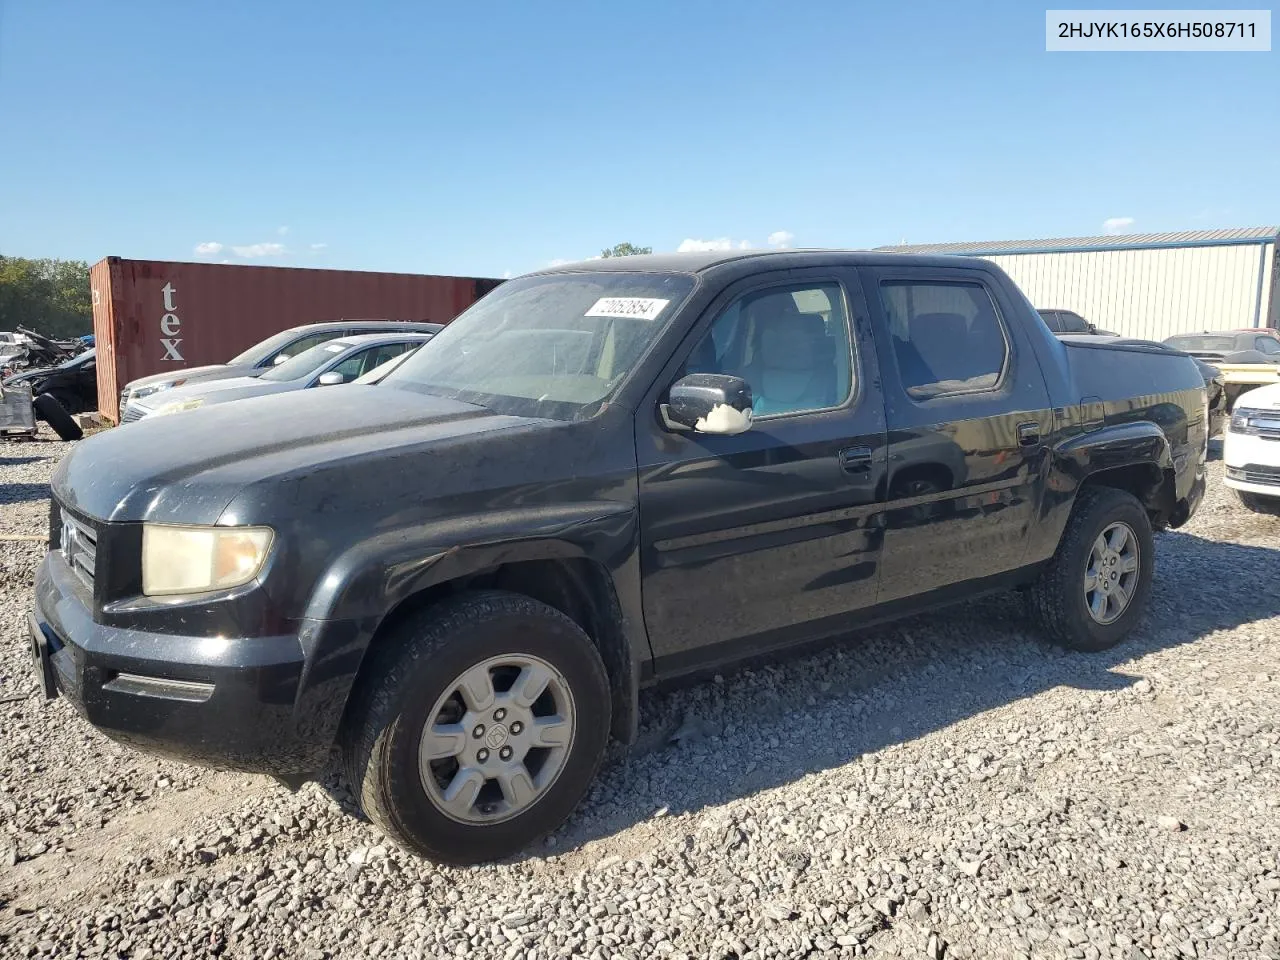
[272,354,290,365]
[662,373,754,435]
[316,371,346,386]
[1087,323,1098,334]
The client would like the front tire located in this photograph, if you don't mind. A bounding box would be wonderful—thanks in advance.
[1028,487,1154,652]
[342,591,611,865]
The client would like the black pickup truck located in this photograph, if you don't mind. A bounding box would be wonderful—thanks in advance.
[31,250,1207,864]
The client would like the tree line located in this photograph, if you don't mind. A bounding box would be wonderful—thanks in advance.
[0,255,93,339]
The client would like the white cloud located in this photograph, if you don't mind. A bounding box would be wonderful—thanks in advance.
[277,226,290,236]
[194,241,223,255]
[231,242,287,258]
[677,238,733,253]
[737,240,754,249]
[502,269,513,279]
[1102,217,1134,235]
[767,230,795,249]
[309,242,328,250]
[548,258,572,267]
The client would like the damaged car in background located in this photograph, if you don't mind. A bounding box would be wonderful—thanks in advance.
[1,330,96,441]
[32,249,1206,866]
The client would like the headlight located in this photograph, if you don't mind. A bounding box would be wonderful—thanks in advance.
[142,524,274,596]
[131,379,189,401]
[1230,408,1261,433]
[153,397,205,417]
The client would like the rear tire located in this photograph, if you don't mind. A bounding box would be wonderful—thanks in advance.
[1028,486,1154,652]
[342,590,610,865]
[1236,489,1280,516]
[33,393,83,441]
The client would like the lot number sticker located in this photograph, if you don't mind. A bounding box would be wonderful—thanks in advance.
[585,297,670,321]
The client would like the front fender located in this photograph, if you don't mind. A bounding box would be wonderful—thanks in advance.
[291,503,647,758]
[304,503,637,622]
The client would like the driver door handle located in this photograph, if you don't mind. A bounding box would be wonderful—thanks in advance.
[839,446,874,473]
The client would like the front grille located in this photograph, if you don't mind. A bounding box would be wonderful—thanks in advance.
[1232,408,1280,439]
[120,403,147,423]
[59,508,98,589]
[1227,464,1280,487]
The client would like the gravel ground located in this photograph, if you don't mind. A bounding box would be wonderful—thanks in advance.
[2,433,1278,960]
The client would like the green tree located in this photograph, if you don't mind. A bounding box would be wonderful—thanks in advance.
[600,242,652,258]
[0,255,93,339]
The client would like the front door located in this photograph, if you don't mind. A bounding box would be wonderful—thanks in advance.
[635,270,889,676]
[858,266,1054,602]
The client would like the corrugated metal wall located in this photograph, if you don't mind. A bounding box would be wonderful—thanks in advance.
[982,242,1275,341]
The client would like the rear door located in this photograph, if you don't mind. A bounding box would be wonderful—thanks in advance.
[859,265,1054,601]
[635,268,888,674]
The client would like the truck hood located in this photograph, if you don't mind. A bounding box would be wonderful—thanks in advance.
[53,385,546,524]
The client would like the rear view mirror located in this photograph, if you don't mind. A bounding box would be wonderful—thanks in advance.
[316,371,346,386]
[663,373,754,435]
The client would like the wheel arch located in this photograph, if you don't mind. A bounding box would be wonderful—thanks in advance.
[1053,421,1179,525]
[325,534,643,749]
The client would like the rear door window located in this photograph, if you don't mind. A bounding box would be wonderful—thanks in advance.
[879,280,1009,399]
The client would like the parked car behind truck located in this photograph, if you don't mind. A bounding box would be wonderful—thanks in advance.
[124,333,434,421]
[1224,381,1280,514]
[1164,328,1280,412]
[31,250,1206,865]
[119,320,442,419]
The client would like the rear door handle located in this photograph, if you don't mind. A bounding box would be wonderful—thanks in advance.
[839,446,874,472]
[1017,421,1041,446]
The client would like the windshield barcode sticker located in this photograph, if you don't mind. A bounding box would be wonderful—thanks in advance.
[585,297,670,321]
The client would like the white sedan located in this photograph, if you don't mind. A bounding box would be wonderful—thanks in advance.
[1224,381,1280,513]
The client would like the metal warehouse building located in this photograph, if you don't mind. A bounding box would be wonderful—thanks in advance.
[879,227,1278,342]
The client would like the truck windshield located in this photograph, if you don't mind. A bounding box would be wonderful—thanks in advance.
[383,271,696,418]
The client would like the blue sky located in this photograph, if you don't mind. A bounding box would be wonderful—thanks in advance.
[0,1,1275,279]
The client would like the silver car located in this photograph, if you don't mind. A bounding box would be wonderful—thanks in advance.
[118,320,442,416]
[123,333,433,421]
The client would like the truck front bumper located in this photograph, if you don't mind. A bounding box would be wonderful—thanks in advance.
[31,551,352,776]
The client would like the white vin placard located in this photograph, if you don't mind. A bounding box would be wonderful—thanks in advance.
[584,297,671,321]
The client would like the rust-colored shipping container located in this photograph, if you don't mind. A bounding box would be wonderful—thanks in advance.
[90,257,503,422]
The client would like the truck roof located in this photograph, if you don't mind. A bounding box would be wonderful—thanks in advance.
[535,249,998,275]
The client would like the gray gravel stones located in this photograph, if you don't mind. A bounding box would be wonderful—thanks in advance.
[3,434,1280,958]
